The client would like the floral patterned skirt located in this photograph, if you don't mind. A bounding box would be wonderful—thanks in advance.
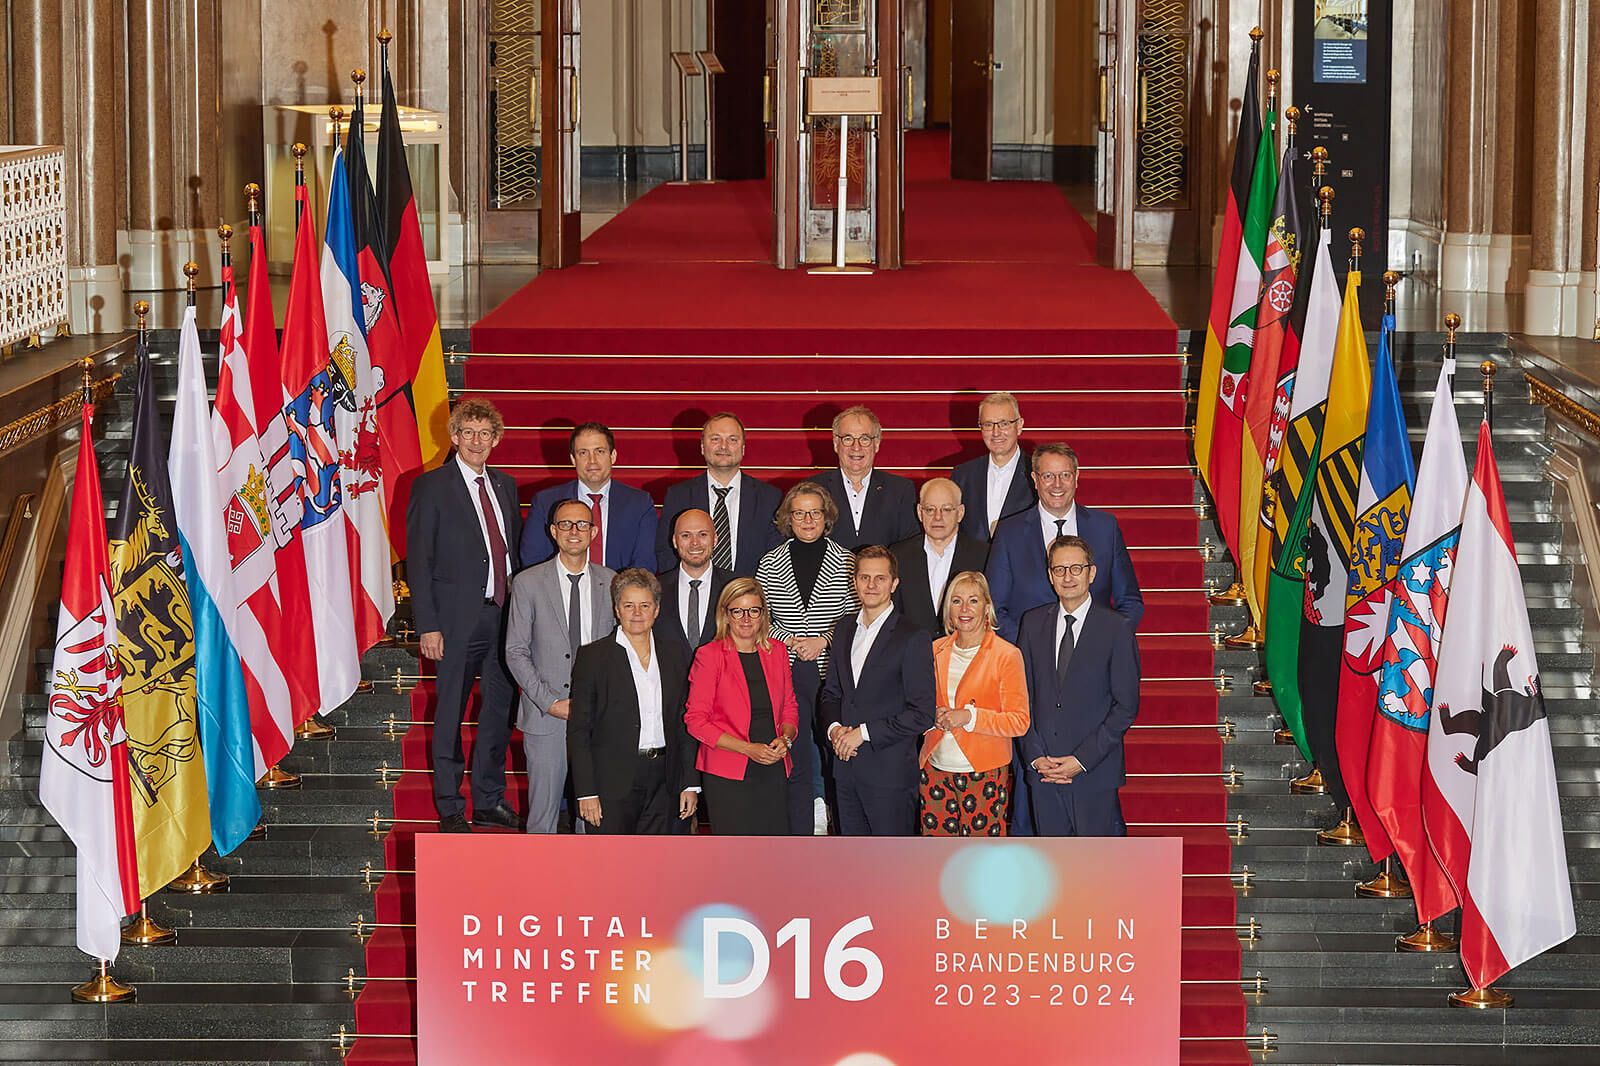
[918,766,1012,836]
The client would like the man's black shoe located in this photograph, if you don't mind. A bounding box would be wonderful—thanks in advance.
[472,802,524,831]
[438,813,473,833]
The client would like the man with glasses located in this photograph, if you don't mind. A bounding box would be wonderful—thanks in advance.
[952,391,1036,542]
[654,413,783,576]
[815,405,919,550]
[890,478,989,637]
[985,442,1143,643]
[505,498,617,833]
[523,422,658,572]
[1015,536,1140,836]
[407,399,524,832]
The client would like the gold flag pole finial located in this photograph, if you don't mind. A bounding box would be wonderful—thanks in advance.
[80,356,94,400]
[1284,105,1299,136]
[329,105,345,144]
[133,300,150,345]
[1349,227,1365,280]
[352,68,368,108]
[1318,185,1334,224]
[1250,25,1265,44]
[244,182,261,224]
[1383,270,1400,317]
[1445,312,1462,341]
[218,224,233,281]
[378,27,393,48]
[183,261,198,308]
[1311,146,1330,186]
[1265,69,1280,112]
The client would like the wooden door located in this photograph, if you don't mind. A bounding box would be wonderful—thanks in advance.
[948,0,993,181]
[539,0,581,269]
[1095,0,1136,269]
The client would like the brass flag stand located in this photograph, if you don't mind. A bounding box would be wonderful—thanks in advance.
[1356,857,1411,899]
[122,901,177,946]
[1398,920,1458,953]
[72,959,135,1003]
[1317,806,1364,846]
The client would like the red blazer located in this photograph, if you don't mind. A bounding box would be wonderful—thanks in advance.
[685,638,800,780]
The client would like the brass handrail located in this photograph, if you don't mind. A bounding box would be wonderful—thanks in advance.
[0,372,119,455]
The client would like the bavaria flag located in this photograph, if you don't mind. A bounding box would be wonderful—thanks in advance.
[1334,311,1415,862]
[1370,360,1466,924]
[1424,419,1574,990]
[170,303,262,855]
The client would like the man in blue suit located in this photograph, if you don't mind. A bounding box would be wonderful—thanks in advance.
[653,412,782,576]
[1016,536,1140,836]
[985,442,1142,642]
[820,545,937,836]
[950,391,1035,542]
[522,422,658,572]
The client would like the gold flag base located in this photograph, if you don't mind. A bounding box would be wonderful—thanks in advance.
[807,264,874,276]
[1209,580,1248,606]
[247,821,267,841]
[1356,866,1412,899]
[356,679,374,692]
[1224,623,1264,649]
[72,963,135,1003]
[167,859,230,894]
[1450,986,1513,1009]
[259,766,301,790]
[1290,767,1327,794]
[296,716,336,740]
[1274,727,1296,745]
[1317,808,1365,847]
[1397,921,1458,952]
[1253,677,1273,696]
[121,912,177,945]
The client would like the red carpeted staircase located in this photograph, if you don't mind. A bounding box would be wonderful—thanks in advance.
[345,351,1248,1065]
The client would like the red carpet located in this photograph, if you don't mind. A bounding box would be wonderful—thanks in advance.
[470,132,1174,356]
[350,143,1241,1064]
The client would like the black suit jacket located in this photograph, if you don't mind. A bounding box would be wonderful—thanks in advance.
[654,474,784,576]
[889,534,990,637]
[1015,602,1140,792]
[819,610,937,789]
[656,565,732,655]
[814,468,920,550]
[405,460,523,643]
[951,451,1035,542]
[567,635,696,808]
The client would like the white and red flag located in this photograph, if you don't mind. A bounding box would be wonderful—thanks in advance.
[1423,419,1575,988]
[41,400,140,961]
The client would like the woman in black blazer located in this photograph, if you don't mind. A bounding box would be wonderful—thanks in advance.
[755,481,859,835]
[567,569,698,834]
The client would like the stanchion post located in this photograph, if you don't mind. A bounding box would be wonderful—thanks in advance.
[834,113,849,268]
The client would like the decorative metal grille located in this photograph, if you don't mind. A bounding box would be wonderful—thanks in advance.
[0,147,68,347]
[1135,0,1191,208]
[489,0,540,209]
[815,1,865,31]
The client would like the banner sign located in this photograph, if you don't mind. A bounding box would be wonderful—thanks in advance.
[416,836,1182,1065]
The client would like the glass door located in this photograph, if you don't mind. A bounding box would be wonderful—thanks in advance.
[800,1,878,265]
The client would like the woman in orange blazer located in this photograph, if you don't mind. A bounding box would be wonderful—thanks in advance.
[684,578,800,835]
[920,571,1030,836]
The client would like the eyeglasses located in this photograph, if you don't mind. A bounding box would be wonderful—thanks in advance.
[1049,563,1091,578]
[835,433,880,447]
[791,508,824,521]
[979,418,1021,432]
[919,505,959,517]
[553,519,594,532]
[726,606,762,620]
[1036,470,1078,484]
[456,428,496,442]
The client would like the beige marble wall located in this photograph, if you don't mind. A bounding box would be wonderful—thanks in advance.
[1525,0,1592,334]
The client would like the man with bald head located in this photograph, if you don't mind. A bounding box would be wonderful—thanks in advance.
[890,478,989,637]
[657,508,731,656]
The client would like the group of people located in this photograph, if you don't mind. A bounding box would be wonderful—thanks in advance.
[405,392,1144,839]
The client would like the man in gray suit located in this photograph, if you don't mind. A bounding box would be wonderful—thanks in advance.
[505,498,617,833]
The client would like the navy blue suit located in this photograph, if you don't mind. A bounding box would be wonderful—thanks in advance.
[819,610,937,836]
[522,480,659,572]
[1015,602,1140,836]
[985,504,1143,642]
[950,452,1035,542]
[653,474,783,576]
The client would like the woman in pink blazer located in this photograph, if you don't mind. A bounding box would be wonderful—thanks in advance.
[684,578,800,835]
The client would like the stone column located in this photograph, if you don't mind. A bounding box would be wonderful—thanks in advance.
[1488,0,1535,292]
[1440,0,1498,291]
[123,0,182,291]
[1388,0,1447,280]
[1525,0,1592,334]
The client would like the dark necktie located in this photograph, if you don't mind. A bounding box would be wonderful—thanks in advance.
[1054,517,1067,541]
[712,486,733,570]
[587,492,604,565]
[1056,612,1076,686]
[567,572,583,652]
[476,476,507,605]
[687,578,702,645]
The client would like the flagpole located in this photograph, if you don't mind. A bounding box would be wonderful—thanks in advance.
[293,142,307,228]
[1444,312,1459,394]
[1481,358,1495,434]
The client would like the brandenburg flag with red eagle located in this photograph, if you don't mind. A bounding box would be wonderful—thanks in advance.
[41,395,141,961]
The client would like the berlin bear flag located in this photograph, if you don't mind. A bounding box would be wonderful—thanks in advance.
[1424,419,1574,990]
[41,398,141,961]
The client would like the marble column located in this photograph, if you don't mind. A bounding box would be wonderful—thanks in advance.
[1488,0,1535,292]
[1388,0,1446,281]
[1440,0,1499,292]
[1525,0,1592,335]
[122,0,182,290]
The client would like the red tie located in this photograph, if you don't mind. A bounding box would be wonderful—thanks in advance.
[588,492,604,565]
[477,476,507,605]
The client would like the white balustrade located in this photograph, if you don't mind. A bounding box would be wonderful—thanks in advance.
[0,146,68,349]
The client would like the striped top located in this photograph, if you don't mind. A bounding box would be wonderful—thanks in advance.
[756,537,858,677]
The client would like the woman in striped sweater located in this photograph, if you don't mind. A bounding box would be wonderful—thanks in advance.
[756,480,859,835]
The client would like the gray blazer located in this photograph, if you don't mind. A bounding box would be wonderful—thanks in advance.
[505,559,616,735]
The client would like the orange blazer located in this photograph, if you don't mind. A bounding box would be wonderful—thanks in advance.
[684,638,800,780]
[919,628,1030,774]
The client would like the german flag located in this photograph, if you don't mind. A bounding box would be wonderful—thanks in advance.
[377,38,451,557]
